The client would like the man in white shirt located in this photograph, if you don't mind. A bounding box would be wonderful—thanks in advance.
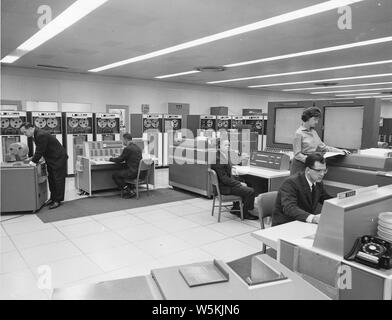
[272,153,332,226]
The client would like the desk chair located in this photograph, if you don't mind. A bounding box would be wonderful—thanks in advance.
[255,191,278,253]
[123,158,154,199]
[208,168,244,222]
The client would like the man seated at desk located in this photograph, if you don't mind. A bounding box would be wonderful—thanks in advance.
[272,153,332,226]
[211,139,258,220]
[109,133,142,198]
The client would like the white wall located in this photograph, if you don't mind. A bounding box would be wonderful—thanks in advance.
[381,101,392,118]
[1,66,319,114]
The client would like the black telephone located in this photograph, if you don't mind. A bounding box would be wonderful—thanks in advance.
[345,235,392,269]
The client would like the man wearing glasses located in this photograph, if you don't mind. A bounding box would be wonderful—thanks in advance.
[272,152,332,226]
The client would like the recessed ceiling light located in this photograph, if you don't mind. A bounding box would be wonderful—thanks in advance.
[155,70,200,79]
[0,0,109,64]
[355,95,392,98]
[89,0,367,72]
[336,92,383,96]
[224,36,392,68]
[248,73,392,88]
[283,82,392,91]
[311,87,392,94]
[207,59,392,84]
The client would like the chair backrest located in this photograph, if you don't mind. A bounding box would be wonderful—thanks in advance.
[257,191,278,220]
[137,158,154,181]
[208,168,221,197]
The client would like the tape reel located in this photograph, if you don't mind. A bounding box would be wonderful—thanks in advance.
[68,118,79,128]
[34,118,47,128]
[46,118,58,129]
[79,119,89,128]
[10,118,23,129]
[107,119,117,128]
[97,119,108,128]
[1,118,10,128]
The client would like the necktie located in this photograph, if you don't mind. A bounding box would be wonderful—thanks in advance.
[311,184,317,205]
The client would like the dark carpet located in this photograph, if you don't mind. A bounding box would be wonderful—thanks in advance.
[37,188,198,223]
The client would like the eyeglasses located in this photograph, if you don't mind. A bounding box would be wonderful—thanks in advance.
[310,167,328,174]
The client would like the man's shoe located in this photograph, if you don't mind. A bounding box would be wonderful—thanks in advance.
[123,191,136,199]
[45,200,54,207]
[243,214,258,220]
[49,202,61,209]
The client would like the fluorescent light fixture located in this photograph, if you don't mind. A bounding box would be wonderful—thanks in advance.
[355,95,392,98]
[224,36,392,68]
[312,87,392,94]
[283,82,392,91]
[89,0,367,72]
[155,70,200,79]
[248,73,392,88]
[207,59,392,84]
[0,55,20,64]
[336,92,383,96]
[0,0,108,64]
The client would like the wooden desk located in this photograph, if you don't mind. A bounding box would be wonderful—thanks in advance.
[251,221,317,250]
[233,165,290,193]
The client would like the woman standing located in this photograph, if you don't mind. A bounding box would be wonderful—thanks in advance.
[291,107,350,175]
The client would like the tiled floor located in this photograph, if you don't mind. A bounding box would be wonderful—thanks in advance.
[0,168,262,300]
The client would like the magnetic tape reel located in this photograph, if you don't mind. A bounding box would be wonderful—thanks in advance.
[151,120,159,128]
[144,119,151,128]
[97,119,108,128]
[79,119,89,128]
[221,120,229,128]
[46,118,58,129]
[107,119,117,128]
[171,119,179,129]
[68,118,79,128]
[34,118,47,128]
[255,121,263,130]
[10,118,23,129]
[206,120,213,128]
[1,118,10,128]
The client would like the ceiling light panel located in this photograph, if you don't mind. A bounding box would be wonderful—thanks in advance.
[283,82,392,91]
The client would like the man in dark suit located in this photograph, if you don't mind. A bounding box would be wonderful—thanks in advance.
[211,139,258,220]
[109,133,142,198]
[21,122,68,209]
[272,152,332,226]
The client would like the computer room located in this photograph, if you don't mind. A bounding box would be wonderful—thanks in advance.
[1,0,392,302]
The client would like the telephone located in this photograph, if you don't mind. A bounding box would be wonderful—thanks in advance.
[345,235,392,269]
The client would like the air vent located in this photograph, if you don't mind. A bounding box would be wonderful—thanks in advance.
[37,64,68,70]
[314,82,338,87]
[195,66,226,72]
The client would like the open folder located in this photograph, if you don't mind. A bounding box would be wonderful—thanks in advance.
[178,260,229,287]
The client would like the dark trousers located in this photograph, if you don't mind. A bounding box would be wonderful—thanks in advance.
[47,164,67,202]
[112,170,138,189]
[224,185,255,214]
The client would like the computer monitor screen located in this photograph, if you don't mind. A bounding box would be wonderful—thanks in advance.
[323,106,364,149]
[274,107,304,144]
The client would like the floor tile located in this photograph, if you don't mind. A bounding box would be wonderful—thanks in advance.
[115,224,167,242]
[133,234,192,259]
[0,251,29,274]
[0,269,48,300]
[11,228,66,250]
[98,214,145,230]
[174,226,227,246]
[87,244,155,272]
[133,209,177,223]
[32,255,104,290]
[51,216,95,228]
[2,219,53,236]
[71,231,128,254]
[1,236,16,253]
[20,240,82,268]
[183,212,230,226]
[164,204,206,216]
[207,220,258,237]
[200,238,260,262]
[57,220,107,239]
[0,214,41,225]
[150,217,199,233]
[155,248,214,268]
[90,210,129,221]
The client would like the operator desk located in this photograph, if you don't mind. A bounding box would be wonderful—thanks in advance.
[76,157,155,196]
[251,185,392,300]
[232,151,290,194]
[51,254,329,300]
